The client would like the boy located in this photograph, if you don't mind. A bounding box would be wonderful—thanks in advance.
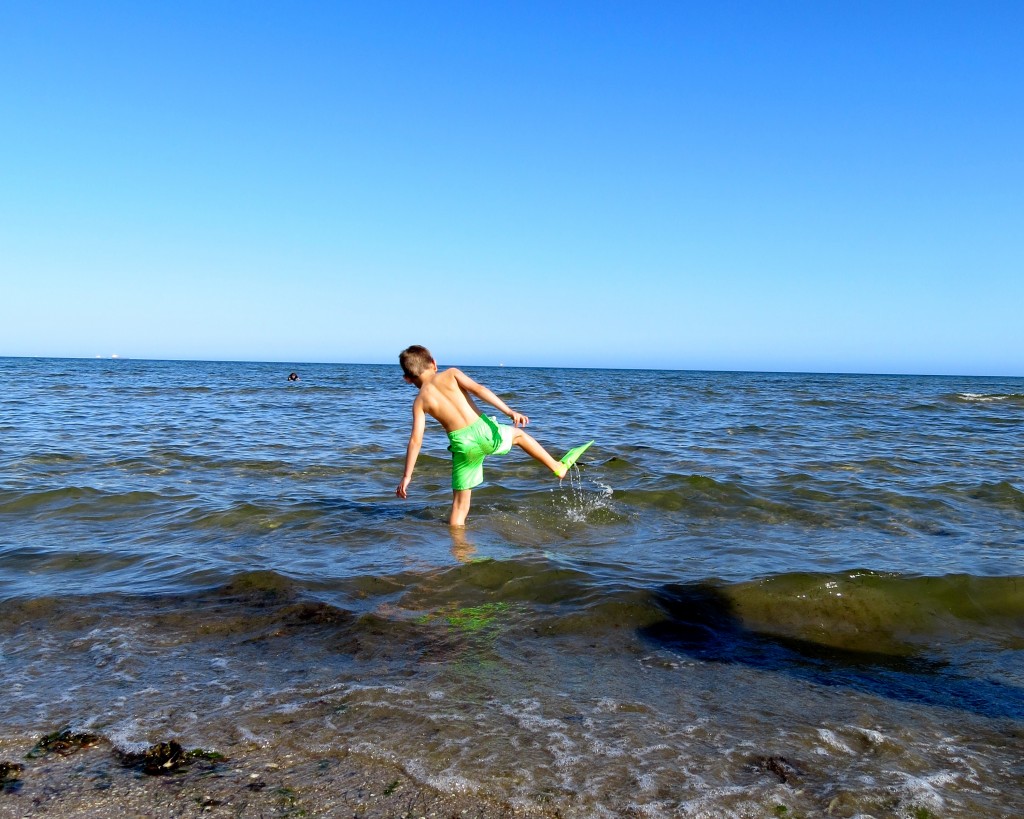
[395,345,591,527]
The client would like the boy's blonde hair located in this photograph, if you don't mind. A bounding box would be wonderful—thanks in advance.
[399,345,434,379]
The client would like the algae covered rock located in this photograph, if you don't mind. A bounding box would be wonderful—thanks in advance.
[1,760,25,793]
[117,740,226,776]
[27,728,101,759]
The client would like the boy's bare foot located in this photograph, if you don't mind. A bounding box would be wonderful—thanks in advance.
[554,441,594,480]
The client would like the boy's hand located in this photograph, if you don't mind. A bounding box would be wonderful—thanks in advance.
[396,476,411,498]
[509,410,529,427]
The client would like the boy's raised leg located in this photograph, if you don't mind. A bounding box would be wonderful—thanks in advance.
[510,428,570,478]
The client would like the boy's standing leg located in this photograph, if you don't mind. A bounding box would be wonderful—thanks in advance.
[450,489,472,527]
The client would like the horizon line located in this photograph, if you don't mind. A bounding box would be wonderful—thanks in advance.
[1,354,1021,380]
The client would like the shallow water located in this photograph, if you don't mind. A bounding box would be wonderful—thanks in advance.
[1,358,1022,816]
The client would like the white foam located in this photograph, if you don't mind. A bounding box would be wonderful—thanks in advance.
[237,726,270,747]
[104,718,152,755]
[588,738,626,758]
[674,784,758,817]
[891,769,956,814]
[547,730,581,770]
[853,726,890,746]
[403,758,480,795]
[816,727,855,754]
[635,772,658,791]
[347,739,394,760]
[625,800,671,818]
[958,393,1004,402]
[500,699,564,732]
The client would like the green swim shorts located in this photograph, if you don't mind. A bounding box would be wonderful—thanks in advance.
[447,415,515,491]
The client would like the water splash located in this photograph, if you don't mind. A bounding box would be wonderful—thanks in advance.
[552,466,614,523]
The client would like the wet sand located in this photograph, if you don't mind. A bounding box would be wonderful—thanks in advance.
[0,739,564,819]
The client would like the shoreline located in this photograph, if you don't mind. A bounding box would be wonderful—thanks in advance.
[0,735,564,818]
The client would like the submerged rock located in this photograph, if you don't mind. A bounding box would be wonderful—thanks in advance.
[27,728,101,759]
[1,760,24,793]
[142,741,188,775]
[752,754,802,785]
[116,741,226,776]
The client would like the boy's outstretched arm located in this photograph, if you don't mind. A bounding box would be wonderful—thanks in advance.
[452,368,529,427]
[396,399,426,499]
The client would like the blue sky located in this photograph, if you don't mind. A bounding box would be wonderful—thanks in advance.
[2,1,1021,375]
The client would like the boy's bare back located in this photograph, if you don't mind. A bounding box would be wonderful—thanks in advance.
[414,367,488,433]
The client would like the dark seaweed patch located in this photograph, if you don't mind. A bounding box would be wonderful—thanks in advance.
[751,754,802,785]
[0,760,24,793]
[26,728,101,759]
[116,741,226,776]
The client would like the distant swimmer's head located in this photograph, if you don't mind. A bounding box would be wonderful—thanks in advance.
[399,345,436,382]
[287,372,299,381]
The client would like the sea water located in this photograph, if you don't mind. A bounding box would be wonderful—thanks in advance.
[1,357,1022,816]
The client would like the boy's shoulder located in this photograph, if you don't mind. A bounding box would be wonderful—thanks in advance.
[413,367,457,398]
[436,366,463,382]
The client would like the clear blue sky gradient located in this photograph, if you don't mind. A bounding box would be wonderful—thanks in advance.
[2,1,1021,374]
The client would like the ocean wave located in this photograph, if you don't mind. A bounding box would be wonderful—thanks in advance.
[647,572,1024,655]
[148,449,350,479]
[947,392,1024,406]
[0,572,356,646]
[0,544,152,584]
[610,471,1009,532]
[0,486,180,517]
[4,561,1021,719]
[184,502,322,533]
[390,563,1024,653]
[4,566,1020,653]
[615,476,832,526]
[19,452,87,466]
[316,564,1024,649]
[937,480,1024,512]
[643,574,1024,721]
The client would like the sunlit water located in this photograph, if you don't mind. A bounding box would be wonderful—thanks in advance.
[1,358,1022,816]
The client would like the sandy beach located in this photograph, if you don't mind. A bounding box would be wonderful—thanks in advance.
[0,736,563,819]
